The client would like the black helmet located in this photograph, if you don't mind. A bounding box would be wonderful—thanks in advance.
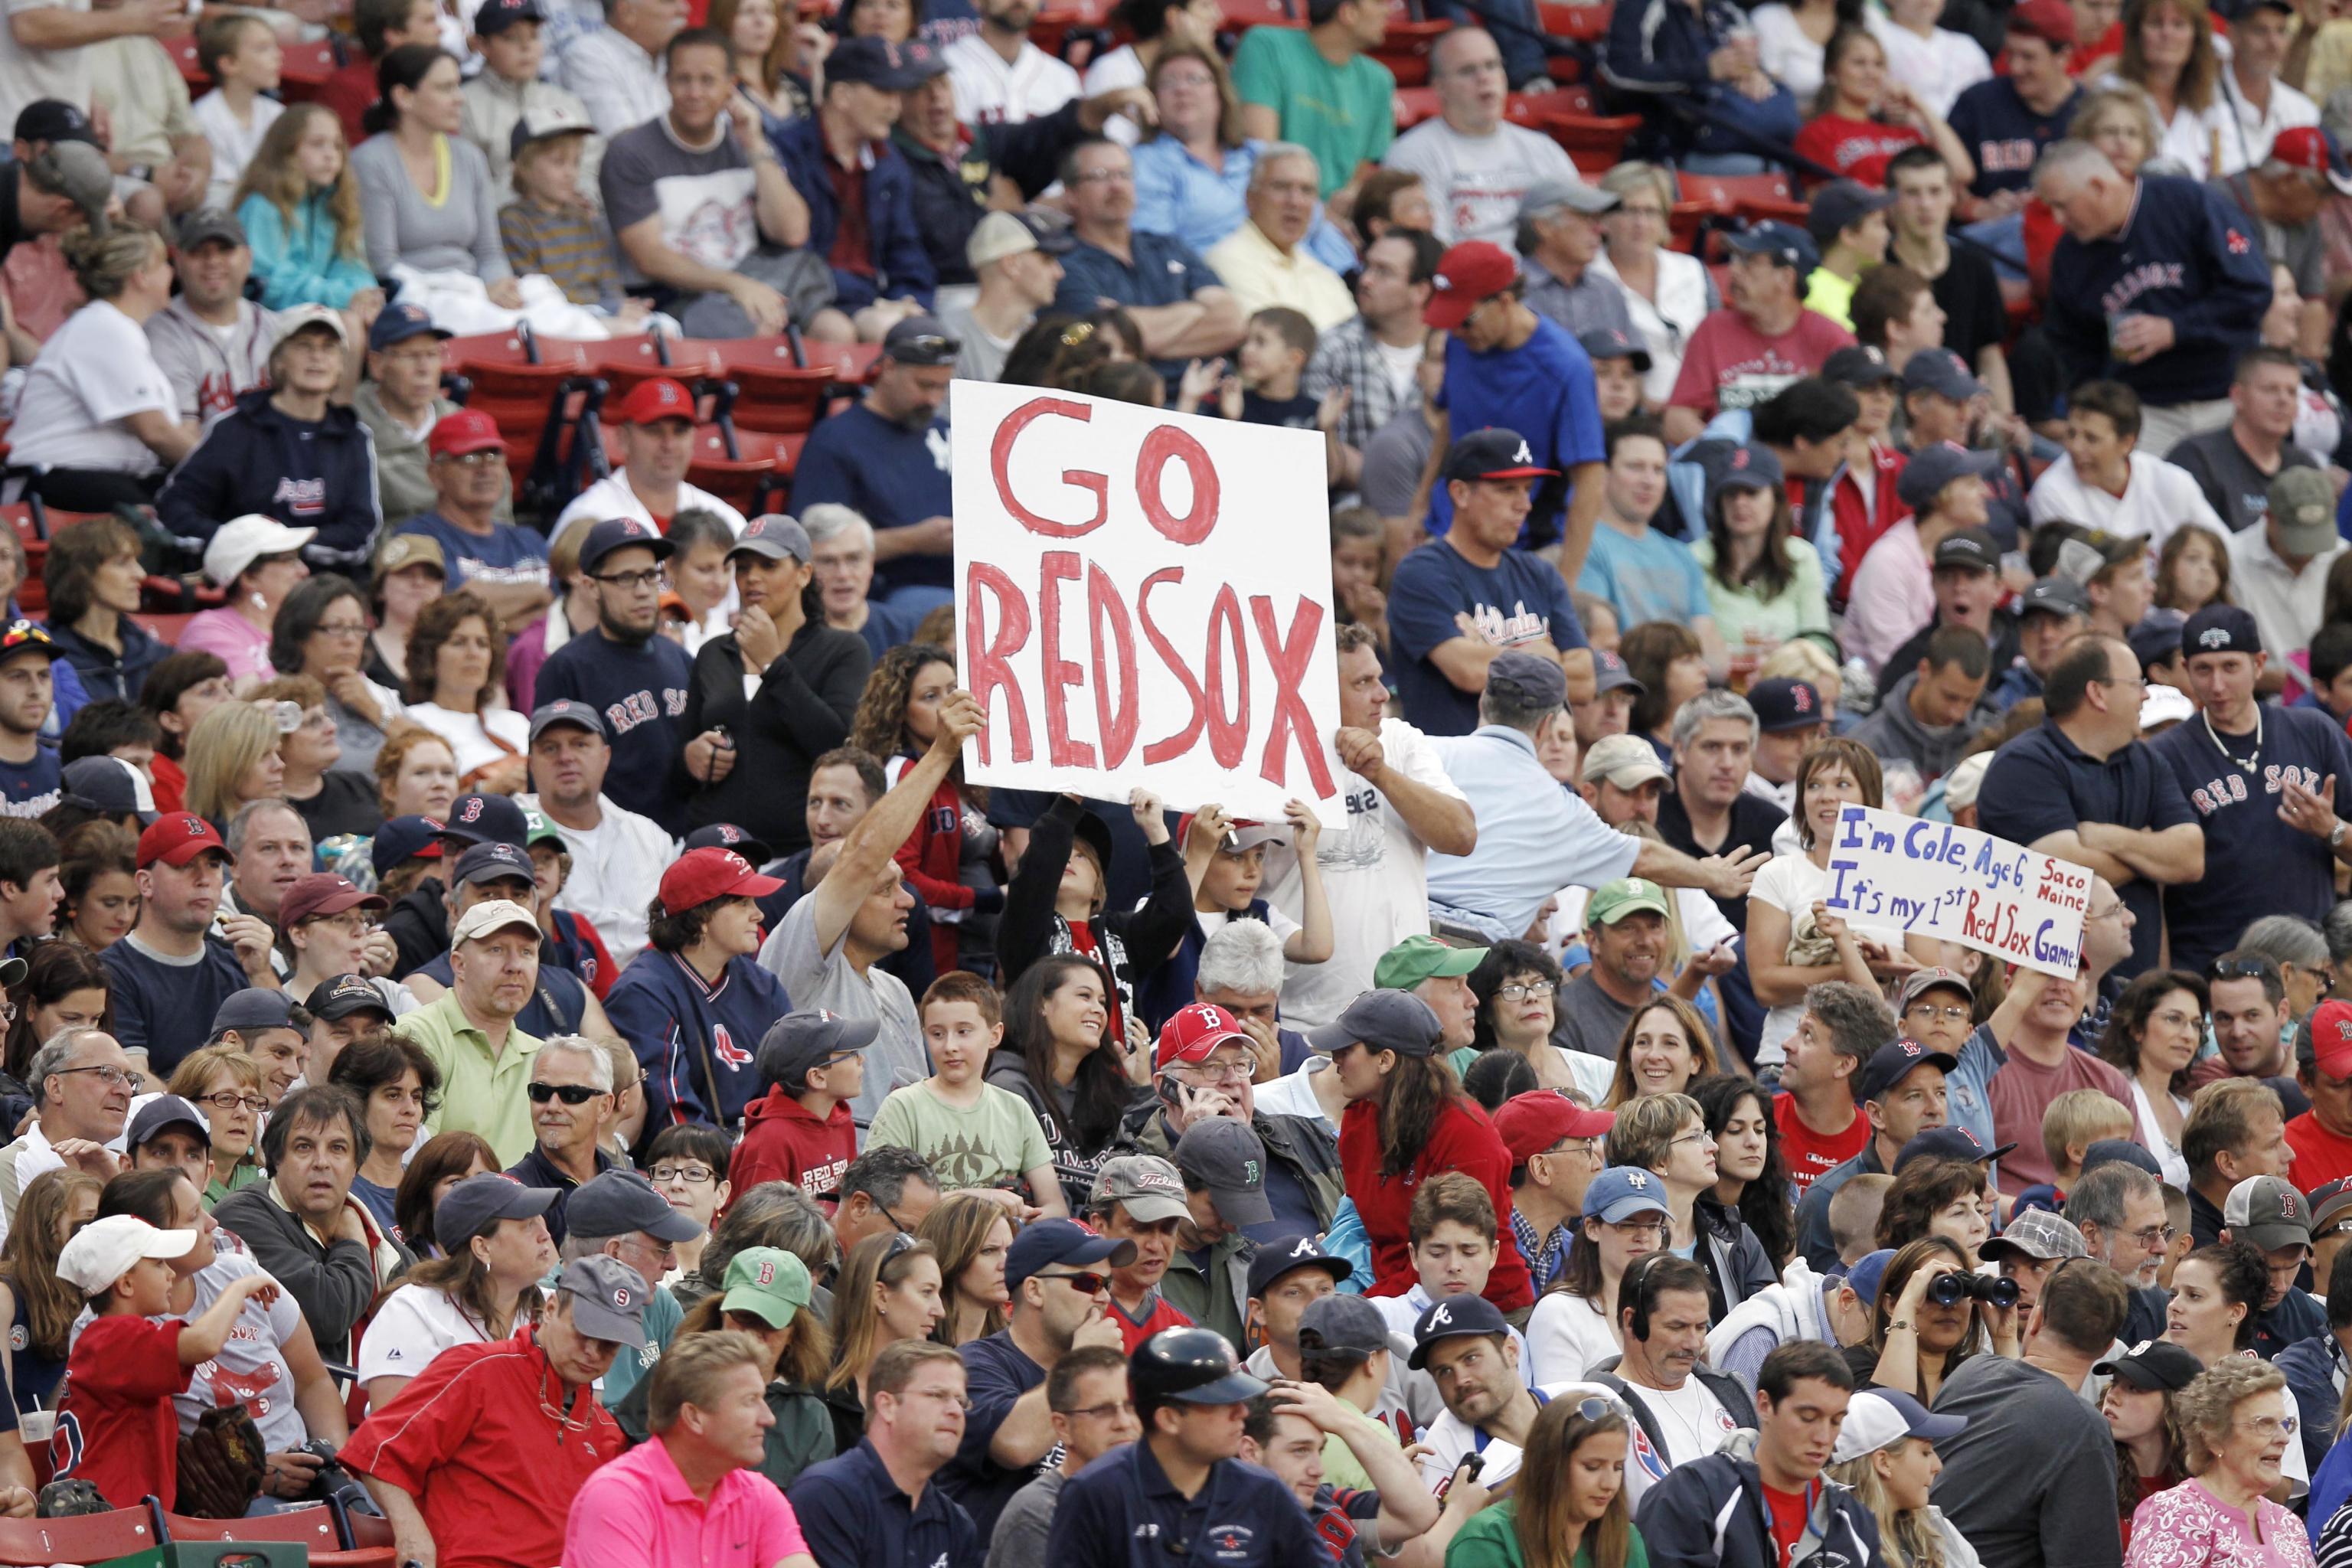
[1132,1328,1269,1406]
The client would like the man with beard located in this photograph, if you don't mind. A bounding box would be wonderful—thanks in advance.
[553,378,749,543]
[533,519,703,837]
[0,623,62,818]
[104,814,279,1078]
[789,318,959,611]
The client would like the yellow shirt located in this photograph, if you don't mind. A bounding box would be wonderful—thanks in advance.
[1805,266,1859,330]
[1204,220,1361,333]
[394,991,544,1167]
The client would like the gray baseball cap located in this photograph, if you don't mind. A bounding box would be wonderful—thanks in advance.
[557,1255,651,1347]
[1521,176,1618,218]
[27,141,112,231]
[1173,1117,1272,1228]
[730,513,812,565]
[1305,987,1445,1059]
[1089,1155,1188,1224]
[1296,1293,1392,1358]
[757,1010,880,1096]
[1486,650,1567,710]
[1980,1208,2088,1264]
[567,1169,702,1245]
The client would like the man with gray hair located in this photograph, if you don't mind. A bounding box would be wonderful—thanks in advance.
[2241,913,2334,1022]
[802,505,927,664]
[1206,144,1358,330]
[2066,1157,2174,1341]
[1194,920,1308,1081]
[560,1168,701,1406]
[1659,688,1791,930]
[2034,136,2275,452]
[1380,28,1584,247]
[220,799,312,973]
[0,1027,130,1240]
[1426,652,1765,944]
[507,1034,617,1244]
[1517,180,1638,339]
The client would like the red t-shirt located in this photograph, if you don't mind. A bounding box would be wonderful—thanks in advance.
[55,1313,190,1509]
[150,753,186,815]
[1110,1289,1192,1353]
[1667,307,1856,421]
[1792,113,1929,188]
[1774,1094,1871,1198]
[1762,1482,1811,1565]
[2287,1111,2352,1191]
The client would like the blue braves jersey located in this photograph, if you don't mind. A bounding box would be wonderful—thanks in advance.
[603,946,793,1131]
[2044,175,2275,407]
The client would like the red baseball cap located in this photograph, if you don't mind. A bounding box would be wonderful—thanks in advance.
[138,812,227,869]
[2269,126,2352,194]
[2006,0,2075,47]
[1492,1090,1615,1163]
[658,847,784,916]
[616,377,694,426]
[428,408,504,459]
[1423,241,1519,331]
[2308,998,2352,1079]
[1155,1002,1250,1070]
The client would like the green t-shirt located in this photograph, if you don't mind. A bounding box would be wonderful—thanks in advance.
[593,1278,680,1409]
[1228,27,1396,198]
[1443,1501,1651,1568]
[867,1080,1054,1193]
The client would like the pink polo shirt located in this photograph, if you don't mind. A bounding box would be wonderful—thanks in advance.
[562,1433,808,1568]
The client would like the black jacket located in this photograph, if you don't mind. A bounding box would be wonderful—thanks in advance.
[997,793,1192,1018]
[384,876,449,980]
[43,616,167,705]
[156,387,382,570]
[1696,1193,1779,1325]
[1636,1442,1883,1568]
[892,99,1086,290]
[681,617,869,851]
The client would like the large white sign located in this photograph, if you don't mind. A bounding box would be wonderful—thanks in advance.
[1821,805,2091,979]
[950,381,1343,821]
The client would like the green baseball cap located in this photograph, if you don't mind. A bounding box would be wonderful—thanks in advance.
[1373,933,1488,989]
[1587,878,1671,926]
[719,1246,812,1328]
[521,808,567,851]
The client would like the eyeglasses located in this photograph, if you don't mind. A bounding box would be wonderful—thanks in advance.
[2240,1413,2300,1439]
[1669,1129,1714,1148]
[590,568,662,591]
[528,1082,603,1104]
[1070,167,1132,185]
[315,620,368,638]
[1176,1057,1251,1084]
[196,1090,268,1114]
[650,1163,717,1184]
[1034,1270,1110,1294]
[899,1386,973,1410]
[1498,982,1555,1002]
[1602,1218,1668,1240]
[1057,1399,1138,1420]
[2097,673,2150,692]
[2126,1224,2180,1249]
[1905,1003,1971,1023]
[2088,902,2127,922]
[54,1065,132,1088]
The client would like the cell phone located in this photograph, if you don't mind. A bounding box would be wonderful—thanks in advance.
[713,726,734,750]
[1456,1455,1485,1482]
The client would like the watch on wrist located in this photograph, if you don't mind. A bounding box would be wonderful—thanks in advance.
[2332,822,2347,849]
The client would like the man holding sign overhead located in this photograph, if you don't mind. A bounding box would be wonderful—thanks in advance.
[2149,604,2352,975]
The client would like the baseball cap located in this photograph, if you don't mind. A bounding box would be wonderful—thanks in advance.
[1845,1248,1895,1306]
[570,1169,703,1246]
[1004,1217,1136,1293]
[1155,1002,1252,1070]
[730,512,812,565]
[965,210,1072,271]
[1442,427,1557,484]
[213,988,297,1035]
[1305,987,1446,1059]
[1423,240,1519,330]
[1174,1118,1274,1227]
[1899,967,1974,1012]
[270,303,349,355]
[16,100,97,146]
[528,699,606,746]
[124,1094,209,1154]
[616,377,695,426]
[681,822,771,864]
[2008,0,2078,44]
[1895,1125,2014,1170]
[2129,611,2185,673]
[2184,603,2262,658]
[1822,345,1898,387]
[557,1255,652,1347]
[1521,177,1618,221]
[509,102,594,160]
[58,755,152,822]
[1592,649,1642,697]
[1089,1155,1188,1223]
[2304,998,2352,1077]
[1587,877,1671,926]
[1942,753,1991,812]
[825,34,943,89]
[1980,1208,2089,1265]
[1582,1165,1671,1223]
[578,516,675,575]
[434,1171,558,1253]
[306,974,393,1024]
[376,533,447,580]
[1901,346,1988,402]
[1408,1293,1511,1369]
[175,207,247,252]
[2310,1175,2352,1230]
[2269,125,2352,194]
[1296,1294,1392,1359]
[1747,677,1825,733]
[56,1215,199,1294]
[2017,575,2090,620]
[1807,178,1895,246]
[757,1009,880,1096]
[1372,935,1487,991]
[2082,1138,2166,1179]
[2224,1174,2313,1251]
[472,0,547,33]
[1723,219,1819,273]
[1852,1038,1958,1105]
[1246,1233,1354,1299]
[204,515,316,588]
[720,1246,814,1328]
[137,812,227,869]
[449,841,534,890]
[449,898,537,949]
[659,847,783,916]
[428,409,504,459]
[1577,326,1651,374]
[1712,443,1783,492]
[25,141,113,232]
[1896,443,2001,510]
[1831,1388,1966,1463]
[2270,466,2341,552]
[1492,1090,1615,1163]
[279,873,386,929]
[370,815,445,876]
[368,301,449,351]
[883,314,962,368]
[0,622,61,674]
[1930,527,2001,573]
[2096,1338,2205,1391]
[1485,649,1567,709]
[1582,733,1670,790]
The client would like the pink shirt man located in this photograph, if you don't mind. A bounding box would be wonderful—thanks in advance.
[563,1430,810,1568]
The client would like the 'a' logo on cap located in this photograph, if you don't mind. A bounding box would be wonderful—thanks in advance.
[1429,1305,1452,1327]
[1512,439,1534,464]
[1289,1236,1318,1259]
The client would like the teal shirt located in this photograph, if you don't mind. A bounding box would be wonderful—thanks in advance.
[237,190,378,310]
[537,1263,681,1408]
[1228,27,1395,198]
[1444,1500,1651,1568]
[1577,522,1713,632]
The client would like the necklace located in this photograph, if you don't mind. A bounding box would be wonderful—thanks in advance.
[2203,707,2262,773]
[1647,1381,1715,1456]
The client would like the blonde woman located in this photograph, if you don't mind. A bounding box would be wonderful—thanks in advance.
[2095,0,2232,175]
[181,699,286,828]
[1591,162,1715,407]
[1827,1388,1978,1568]
[167,1045,269,1205]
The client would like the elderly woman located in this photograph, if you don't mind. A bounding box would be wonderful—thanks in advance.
[1590,163,1718,408]
[2127,1359,2315,1566]
[270,573,405,779]
[6,225,198,510]
[802,506,928,665]
[41,514,165,704]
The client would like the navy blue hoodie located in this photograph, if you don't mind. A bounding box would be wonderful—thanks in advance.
[157,387,383,572]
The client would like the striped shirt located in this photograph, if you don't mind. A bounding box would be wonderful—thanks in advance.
[499,199,619,309]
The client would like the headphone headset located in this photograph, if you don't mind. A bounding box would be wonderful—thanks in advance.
[1624,1252,1663,1342]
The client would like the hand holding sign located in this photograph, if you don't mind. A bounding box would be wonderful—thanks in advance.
[1822,805,2089,978]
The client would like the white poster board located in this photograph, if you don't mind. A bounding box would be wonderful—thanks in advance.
[1820,805,2091,978]
[950,381,1344,821]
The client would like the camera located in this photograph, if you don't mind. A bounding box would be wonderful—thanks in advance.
[1926,1270,2019,1309]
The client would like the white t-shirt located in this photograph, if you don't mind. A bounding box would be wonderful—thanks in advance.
[551,471,747,540]
[1749,3,1828,100]
[1080,43,1148,145]
[1746,852,1903,1065]
[1619,1377,1740,1511]
[401,702,529,784]
[2027,451,2230,549]
[2129,1079,2193,1191]
[945,34,1080,125]
[191,90,284,211]
[8,301,179,476]
[1263,717,1469,1027]
[1380,118,1582,247]
[1416,1380,1619,1490]
[518,791,675,968]
[1369,1284,1536,1431]
[357,1282,508,1390]
[1867,15,1991,119]
[1524,1291,1621,1384]
[0,0,91,155]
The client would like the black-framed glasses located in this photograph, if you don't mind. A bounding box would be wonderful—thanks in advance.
[590,568,662,590]
[650,1163,716,1184]
[528,1082,603,1104]
[1498,982,1555,1001]
[883,1230,919,1263]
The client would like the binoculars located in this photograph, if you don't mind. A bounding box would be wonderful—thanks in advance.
[1926,1270,2020,1309]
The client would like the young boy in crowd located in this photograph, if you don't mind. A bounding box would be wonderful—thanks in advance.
[1828,1173,1893,1269]
[1583,328,1648,423]
[2011,1089,2136,1216]
[728,1010,870,1198]
[53,1214,278,1509]
[2161,1184,2194,1288]
[867,971,1062,1214]
[461,0,598,202]
[191,13,284,209]
[1361,1173,1534,1429]
[1137,805,1328,1027]
[2299,623,2352,726]
[1222,308,1321,428]
[499,114,652,332]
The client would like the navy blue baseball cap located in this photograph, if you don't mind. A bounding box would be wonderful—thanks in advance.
[1823,345,1898,387]
[1896,442,2001,510]
[528,699,606,745]
[827,35,946,89]
[1407,1294,1511,1369]
[1747,677,1824,733]
[684,823,774,864]
[1443,427,1557,484]
[1576,326,1651,374]
[368,302,450,353]
[1724,219,1819,273]
[450,840,535,888]
[579,516,675,575]
[439,793,531,850]
[1003,1218,1137,1295]
[2184,603,2262,658]
[1714,443,1783,492]
[1806,178,1894,247]
[472,0,546,33]
[1901,347,1986,401]
[1246,1233,1354,1299]
[1895,1125,2015,1171]
[371,815,446,876]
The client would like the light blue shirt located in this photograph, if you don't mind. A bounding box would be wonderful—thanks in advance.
[1576,521,1713,631]
[1425,725,1642,942]
[1949,1021,2004,1162]
[1129,136,1359,278]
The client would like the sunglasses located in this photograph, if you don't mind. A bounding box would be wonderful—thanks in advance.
[528,1083,603,1105]
[1034,1269,1110,1294]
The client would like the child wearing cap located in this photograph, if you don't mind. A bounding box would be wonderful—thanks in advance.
[52,1214,279,1508]
[1133,801,1328,1031]
[869,972,1061,1213]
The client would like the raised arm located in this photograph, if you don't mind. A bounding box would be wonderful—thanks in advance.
[810,690,983,955]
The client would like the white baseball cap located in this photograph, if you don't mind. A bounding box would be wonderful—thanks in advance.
[57,1214,199,1293]
[2141,683,2195,732]
[450,897,539,949]
[203,514,316,587]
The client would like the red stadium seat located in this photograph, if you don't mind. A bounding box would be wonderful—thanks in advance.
[1373,15,1449,85]
[1537,0,1610,39]
[155,1503,397,1567]
[0,1507,158,1566]
[798,341,883,392]
[277,38,340,101]
[1393,86,1439,129]
[166,34,206,88]
[588,335,724,400]
[682,426,782,514]
[1217,0,1299,29]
